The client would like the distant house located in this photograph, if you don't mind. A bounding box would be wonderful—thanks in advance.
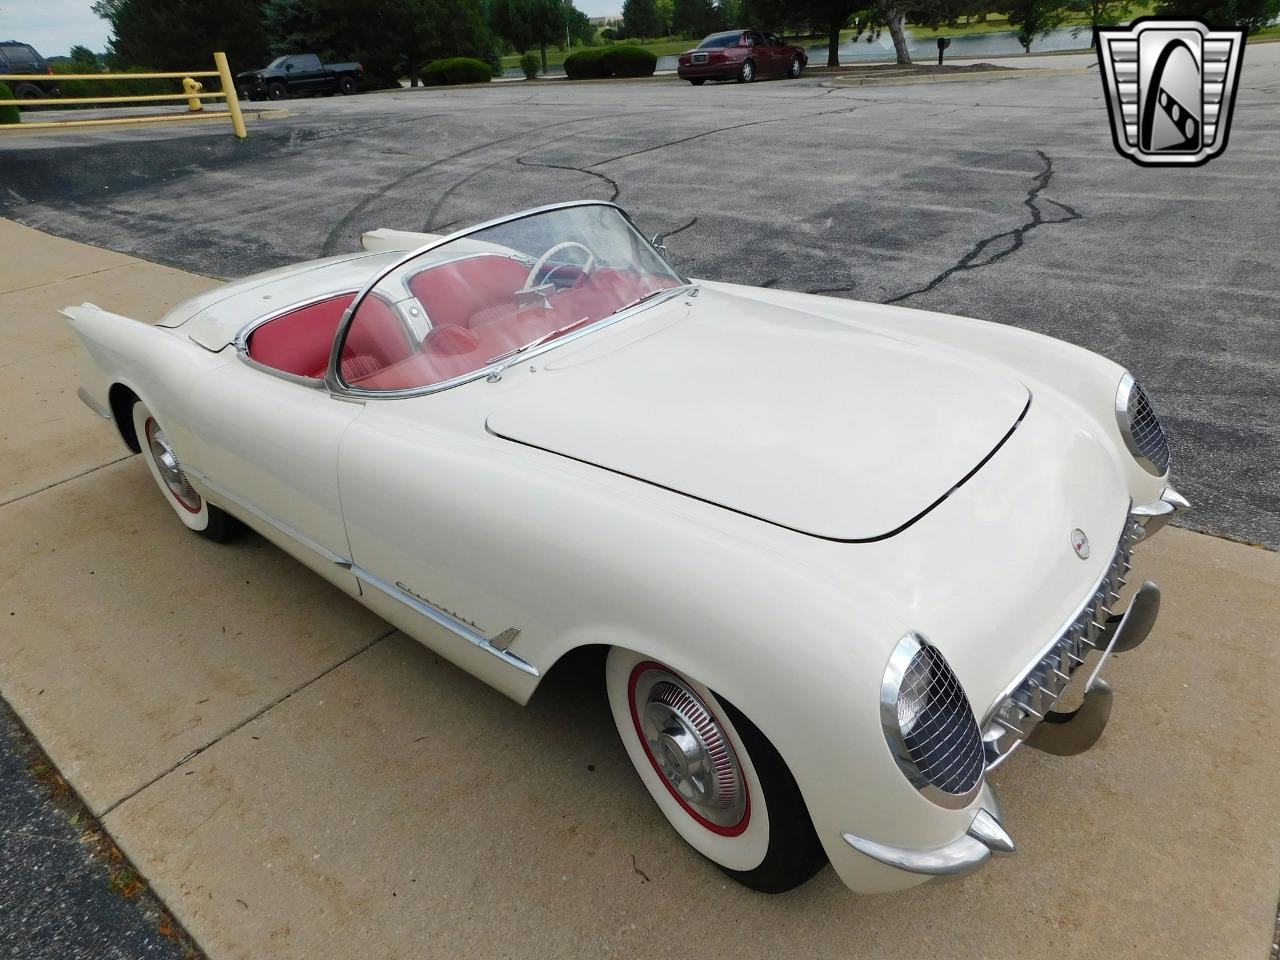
[588,15,623,27]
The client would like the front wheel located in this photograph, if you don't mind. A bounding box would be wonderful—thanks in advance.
[606,648,827,892]
[737,58,755,83]
[688,78,706,86]
[788,56,803,79]
[267,82,289,101]
[338,76,357,95]
[132,401,239,542]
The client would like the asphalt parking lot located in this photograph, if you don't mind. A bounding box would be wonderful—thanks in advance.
[1,57,1279,960]
[2,51,1279,549]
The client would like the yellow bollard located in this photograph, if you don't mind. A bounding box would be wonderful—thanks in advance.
[182,77,204,112]
[213,52,247,140]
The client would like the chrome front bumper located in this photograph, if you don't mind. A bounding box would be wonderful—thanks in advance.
[843,487,1187,882]
[981,486,1187,769]
[843,803,1015,880]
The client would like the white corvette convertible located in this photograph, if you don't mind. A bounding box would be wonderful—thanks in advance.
[64,200,1187,894]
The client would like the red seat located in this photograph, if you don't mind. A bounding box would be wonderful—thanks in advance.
[246,292,412,381]
[406,255,531,329]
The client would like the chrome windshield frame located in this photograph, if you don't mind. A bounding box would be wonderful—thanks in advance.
[324,200,691,400]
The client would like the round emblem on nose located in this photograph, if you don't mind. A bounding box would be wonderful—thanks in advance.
[1071,528,1091,559]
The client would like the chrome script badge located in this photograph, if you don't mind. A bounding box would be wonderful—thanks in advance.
[1095,18,1244,167]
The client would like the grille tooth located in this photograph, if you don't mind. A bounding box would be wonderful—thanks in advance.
[900,647,984,798]
[1128,381,1171,473]
[983,513,1143,767]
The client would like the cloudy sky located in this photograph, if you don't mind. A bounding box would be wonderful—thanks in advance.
[0,1,111,58]
[0,1,621,59]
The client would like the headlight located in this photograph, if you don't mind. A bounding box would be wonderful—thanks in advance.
[880,633,984,809]
[1115,372,1171,476]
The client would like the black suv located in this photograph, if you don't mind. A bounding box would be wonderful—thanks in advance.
[0,41,58,100]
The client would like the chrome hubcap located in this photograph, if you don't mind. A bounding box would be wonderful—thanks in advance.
[633,667,746,829]
[147,420,200,510]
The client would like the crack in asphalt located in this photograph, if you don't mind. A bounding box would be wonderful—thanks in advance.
[664,216,697,237]
[420,128,592,228]
[884,149,1082,305]
[320,112,622,256]
[514,155,620,202]
[587,103,863,168]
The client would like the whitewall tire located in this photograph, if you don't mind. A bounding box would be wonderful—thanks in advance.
[606,647,826,892]
[132,401,238,541]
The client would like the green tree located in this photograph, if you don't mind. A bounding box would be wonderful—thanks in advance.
[1005,0,1069,51]
[68,44,101,68]
[1067,0,1131,46]
[92,0,270,72]
[489,0,571,72]
[845,0,966,65]
[1152,0,1278,29]
[622,0,664,38]
[565,1,595,44]
[673,0,723,36]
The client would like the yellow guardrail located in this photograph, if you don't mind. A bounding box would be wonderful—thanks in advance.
[1,51,248,138]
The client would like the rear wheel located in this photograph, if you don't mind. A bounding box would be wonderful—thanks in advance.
[13,82,44,104]
[606,648,827,892]
[688,78,706,86]
[737,58,755,83]
[338,75,357,95]
[788,56,803,79]
[267,82,289,101]
[132,401,239,542]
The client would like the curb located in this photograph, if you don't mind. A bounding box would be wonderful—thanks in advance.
[822,65,1089,87]
[0,106,289,138]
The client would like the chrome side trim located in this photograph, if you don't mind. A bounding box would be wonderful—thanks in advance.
[350,565,539,677]
[842,806,1015,879]
[182,467,351,567]
[77,387,112,419]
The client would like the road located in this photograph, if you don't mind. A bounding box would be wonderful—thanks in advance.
[1,52,1278,549]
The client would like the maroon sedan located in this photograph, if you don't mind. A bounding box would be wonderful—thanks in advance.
[677,30,808,85]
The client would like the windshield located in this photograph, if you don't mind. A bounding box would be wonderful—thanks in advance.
[268,57,287,68]
[336,204,685,392]
[698,32,741,48]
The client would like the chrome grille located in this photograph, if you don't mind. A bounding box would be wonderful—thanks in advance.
[983,513,1143,768]
[1127,381,1170,474]
[900,646,985,797]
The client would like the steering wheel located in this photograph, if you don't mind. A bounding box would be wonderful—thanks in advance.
[522,241,597,293]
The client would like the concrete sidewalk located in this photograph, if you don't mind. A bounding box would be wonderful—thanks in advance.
[1,218,1278,959]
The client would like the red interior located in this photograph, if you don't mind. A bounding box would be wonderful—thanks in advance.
[245,292,414,381]
[245,254,676,389]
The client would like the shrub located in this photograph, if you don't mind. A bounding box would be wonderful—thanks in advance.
[47,61,177,109]
[421,57,492,86]
[601,45,657,78]
[519,51,540,80]
[563,48,609,79]
[0,83,18,125]
[600,27,618,40]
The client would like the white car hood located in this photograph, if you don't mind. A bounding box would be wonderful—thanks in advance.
[487,287,1030,541]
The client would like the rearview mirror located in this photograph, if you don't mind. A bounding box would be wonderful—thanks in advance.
[651,233,670,260]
